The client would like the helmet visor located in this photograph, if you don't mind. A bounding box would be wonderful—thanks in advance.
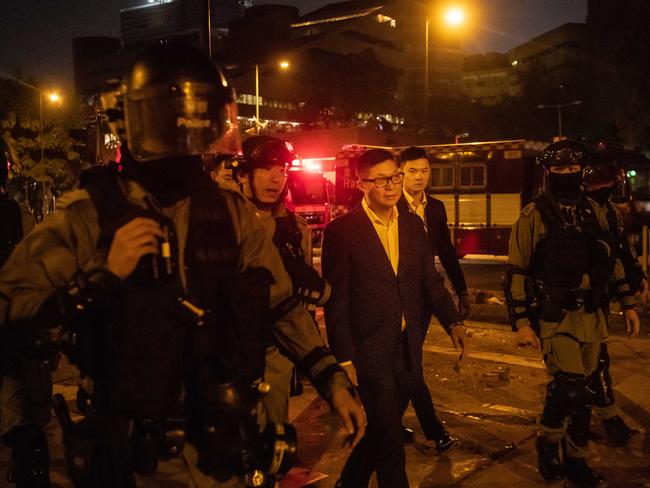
[126,84,241,161]
[583,163,623,187]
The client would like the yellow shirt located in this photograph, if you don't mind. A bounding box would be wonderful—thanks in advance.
[403,190,428,230]
[361,198,405,331]
[362,197,399,275]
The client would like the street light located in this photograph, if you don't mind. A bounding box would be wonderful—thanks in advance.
[537,100,582,138]
[424,5,466,131]
[254,60,291,134]
[11,78,62,164]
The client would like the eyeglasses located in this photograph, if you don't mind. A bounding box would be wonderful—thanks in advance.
[361,172,404,188]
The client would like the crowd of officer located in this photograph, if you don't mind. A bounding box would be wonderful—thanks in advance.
[0,41,646,488]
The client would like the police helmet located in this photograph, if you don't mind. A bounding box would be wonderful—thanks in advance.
[537,140,590,169]
[105,42,241,162]
[234,136,296,175]
[583,160,625,188]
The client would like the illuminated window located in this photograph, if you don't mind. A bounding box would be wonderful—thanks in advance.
[431,165,454,189]
[459,164,487,188]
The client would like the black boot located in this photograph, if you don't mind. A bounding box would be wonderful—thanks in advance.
[536,437,565,481]
[602,415,632,446]
[564,456,606,487]
[131,419,163,476]
[5,424,50,488]
[435,431,458,454]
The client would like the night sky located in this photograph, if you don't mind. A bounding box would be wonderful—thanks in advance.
[0,0,587,93]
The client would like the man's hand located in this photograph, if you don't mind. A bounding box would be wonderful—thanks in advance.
[106,218,164,279]
[515,323,541,350]
[450,324,467,351]
[624,308,640,338]
[458,294,471,320]
[329,387,365,449]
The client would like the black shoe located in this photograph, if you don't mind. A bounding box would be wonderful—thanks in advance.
[535,437,565,481]
[602,415,632,447]
[564,456,606,487]
[402,426,415,443]
[435,432,458,454]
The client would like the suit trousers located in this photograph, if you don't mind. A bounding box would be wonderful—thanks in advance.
[339,335,417,488]
[410,376,447,441]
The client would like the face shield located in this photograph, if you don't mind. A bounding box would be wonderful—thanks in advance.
[125,81,242,162]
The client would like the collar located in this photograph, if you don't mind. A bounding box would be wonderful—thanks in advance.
[403,190,427,211]
[362,197,398,226]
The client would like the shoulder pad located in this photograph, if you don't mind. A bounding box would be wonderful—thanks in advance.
[55,189,92,210]
[520,202,537,217]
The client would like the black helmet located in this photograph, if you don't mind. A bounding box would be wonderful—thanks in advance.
[234,136,295,175]
[537,140,590,169]
[108,42,241,162]
[583,160,624,188]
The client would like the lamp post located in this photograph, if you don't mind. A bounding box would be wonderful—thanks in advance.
[12,78,61,163]
[424,5,466,131]
[537,100,582,138]
[254,60,290,134]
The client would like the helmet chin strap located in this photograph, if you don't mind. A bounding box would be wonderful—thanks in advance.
[243,170,285,211]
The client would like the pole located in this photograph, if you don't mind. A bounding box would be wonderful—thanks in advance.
[207,0,212,57]
[557,106,562,138]
[39,93,44,164]
[255,64,260,134]
[424,16,429,132]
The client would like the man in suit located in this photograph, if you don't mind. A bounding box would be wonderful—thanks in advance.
[396,146,470,451]
[323,149,467,488]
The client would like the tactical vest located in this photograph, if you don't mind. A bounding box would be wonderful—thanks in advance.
[82,164,273,419]
[273,213,325,307]
[529,193,611,311]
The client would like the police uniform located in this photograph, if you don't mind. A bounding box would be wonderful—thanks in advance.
[0,44,354,488]
[504,141,637,487]
[260,208,311,425]
[0,176,350,487]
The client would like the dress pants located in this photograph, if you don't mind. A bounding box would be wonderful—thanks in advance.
[339,335,417,488]
[410,377,447,441]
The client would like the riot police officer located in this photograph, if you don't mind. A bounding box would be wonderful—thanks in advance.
[0,43,364,488]
[583,158,647,445]
[231,135,331,426]
[503,140,639,487]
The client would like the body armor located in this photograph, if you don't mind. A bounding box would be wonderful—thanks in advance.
[529,193,612,321]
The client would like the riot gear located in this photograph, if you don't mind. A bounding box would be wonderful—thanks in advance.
[537,140,590,169]
[528,194,612,320]
[101,43,241,162]
[232,136,294,208]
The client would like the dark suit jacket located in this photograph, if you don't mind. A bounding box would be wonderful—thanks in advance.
[322,205,459,376]
[397,194,467,295]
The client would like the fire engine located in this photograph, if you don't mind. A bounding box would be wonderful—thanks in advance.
[284,158,335,244]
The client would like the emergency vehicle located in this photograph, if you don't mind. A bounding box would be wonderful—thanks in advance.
[285,160,334,243]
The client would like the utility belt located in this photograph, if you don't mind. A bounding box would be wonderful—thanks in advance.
[53,380,297,487]
[538,284,601,323]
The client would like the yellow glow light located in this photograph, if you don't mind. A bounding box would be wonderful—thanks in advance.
[443,7,465,27]
[279,60,290,69]
[48,92,61,103]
